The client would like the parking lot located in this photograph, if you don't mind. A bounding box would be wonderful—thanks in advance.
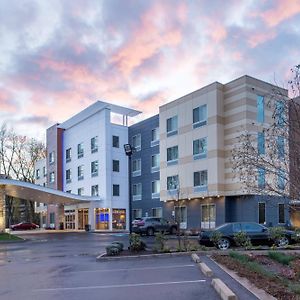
[0,232,259,300]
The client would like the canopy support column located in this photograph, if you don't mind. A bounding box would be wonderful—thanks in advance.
[0,189,6,231]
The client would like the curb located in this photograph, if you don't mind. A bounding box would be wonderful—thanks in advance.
[211,278,237,300]
[96,251,192,261]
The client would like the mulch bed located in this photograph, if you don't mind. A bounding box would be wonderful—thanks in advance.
[212,253,300,300]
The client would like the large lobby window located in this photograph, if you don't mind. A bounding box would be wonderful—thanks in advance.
[112,209,126,230]
[258,202,266,224]
[95,208,109,230]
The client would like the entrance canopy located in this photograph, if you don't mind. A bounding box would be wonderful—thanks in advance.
[0,178,99,205]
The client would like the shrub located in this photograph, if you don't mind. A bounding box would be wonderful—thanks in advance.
[234,231,252,249]
[269,226,285,245]
[111,241,124,251]
[154,232,167,252]
[292,229,300,243]
[129,233,146,252]
[106,245,121,256]
[210,231,222,248]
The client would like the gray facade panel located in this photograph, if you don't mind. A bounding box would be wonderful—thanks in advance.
[129,115,161,217]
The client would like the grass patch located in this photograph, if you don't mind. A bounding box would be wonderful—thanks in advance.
[268,251,295,265]
[288,282,300,295]
[0,233,23,241]
[229,251,275,278]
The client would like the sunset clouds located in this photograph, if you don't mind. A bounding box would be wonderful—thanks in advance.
[0,0,300,139]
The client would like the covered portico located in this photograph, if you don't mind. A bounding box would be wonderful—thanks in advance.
[0,178,101,231]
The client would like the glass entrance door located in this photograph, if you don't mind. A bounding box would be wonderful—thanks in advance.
[201,204,216,229]
[78,209,89,230]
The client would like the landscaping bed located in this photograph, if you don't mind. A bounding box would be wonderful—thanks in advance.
[0,232,23,242]
[212,251,300,300]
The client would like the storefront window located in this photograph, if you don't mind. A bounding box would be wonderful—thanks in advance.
[112,209,126,230]
[95,208,109,230]
[78,209,88,230]
[65,210,75,229]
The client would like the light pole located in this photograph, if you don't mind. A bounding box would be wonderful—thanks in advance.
[124,144,133,234]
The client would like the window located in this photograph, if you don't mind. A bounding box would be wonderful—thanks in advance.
[151,154,160,172]
[50,212,55,225]
[91,136,98,153]
[49,151,55,164]
[276,100,285,127]
[277,136,284,159]
[113,184,120,196]
[278,169,285,190]
[175,206,187,229]
[151,180,160,198]
[193,105,207,128]
[258,167,265,188]
[257,132,265,155]
[167,175,178,191]
[43,166,47,177]
[113,160,120,172]
[132,134,141,151]
[66,148,71,162]
[91,185,99,196]
[167,146,178,164]
[193,137,207,159]
[78,165,84,180]
[166,116,178,136]
[278,203,285,224]
[132,158,141,176]
[258,202,266,224]
[77,143,84,158]
[112,135,119,148]
[49,172,55,183]
[132,183,142,200]
[257,95,264,123]
[91,161,98,177]
[152,207,162,217]
[151,128,159,146]
[66,169,71,183]
[36,169,40,179]
[78,187,84,196]
[133,209,142,219]
[194,170,208,188]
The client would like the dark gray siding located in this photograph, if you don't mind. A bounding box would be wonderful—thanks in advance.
[129,115,161,217]
[225,195,290,226]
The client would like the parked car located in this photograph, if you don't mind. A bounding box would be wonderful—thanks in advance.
[198,222,297,250]
[10,222,39,231]
[132,217,178,236]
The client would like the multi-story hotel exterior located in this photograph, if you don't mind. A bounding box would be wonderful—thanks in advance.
[35,75,292,231]
[35,101,141,230]
[160,75,290,230]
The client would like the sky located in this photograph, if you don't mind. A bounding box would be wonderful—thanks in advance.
[1,0,300,141]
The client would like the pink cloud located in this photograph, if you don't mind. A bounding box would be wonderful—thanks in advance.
[0,89,17,112]
[248,31,277,48]
[258,0,300,27]
[110,2,187,76]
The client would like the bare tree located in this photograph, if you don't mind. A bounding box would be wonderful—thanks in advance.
[0,123,46,225]
[231,65,300,212]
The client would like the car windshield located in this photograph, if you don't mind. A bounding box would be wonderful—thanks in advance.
[214,223,229,231]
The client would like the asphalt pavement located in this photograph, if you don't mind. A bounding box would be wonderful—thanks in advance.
[0,232,259,300]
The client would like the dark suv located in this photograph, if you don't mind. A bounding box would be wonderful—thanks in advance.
[132,217,177,236]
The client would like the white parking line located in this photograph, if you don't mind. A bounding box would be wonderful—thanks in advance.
[34,280,206,292]
[72,264,195,274]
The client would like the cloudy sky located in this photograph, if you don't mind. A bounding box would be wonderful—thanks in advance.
[1,0,300,140]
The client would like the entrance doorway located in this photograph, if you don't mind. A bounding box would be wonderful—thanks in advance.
[78,209,88,230]
[201,204,216,229]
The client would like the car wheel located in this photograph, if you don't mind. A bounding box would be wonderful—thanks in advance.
[147,227,154,236]
[170,226,177,235]
[218,238,230,250]
[276,236,289,247]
